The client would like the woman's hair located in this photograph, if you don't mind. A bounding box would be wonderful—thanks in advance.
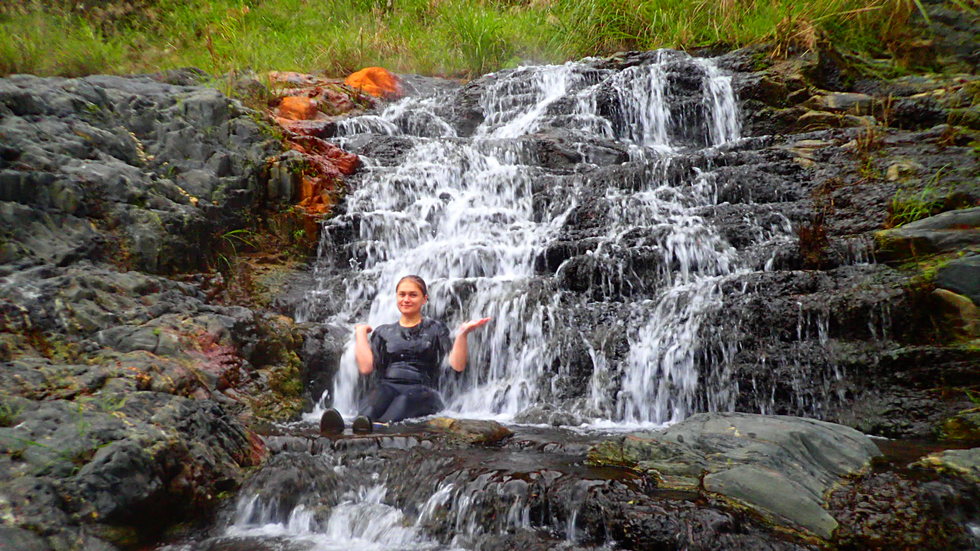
[396,275,428,297]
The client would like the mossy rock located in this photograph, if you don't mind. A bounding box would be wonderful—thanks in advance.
[941,408,980,441]
[913,447,980,484]
[425,417,512,445]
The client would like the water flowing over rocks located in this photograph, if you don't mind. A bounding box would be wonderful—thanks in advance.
[260,42,975,550]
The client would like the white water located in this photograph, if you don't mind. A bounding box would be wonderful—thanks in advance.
[222,484,452,551]
[303,51,757,428]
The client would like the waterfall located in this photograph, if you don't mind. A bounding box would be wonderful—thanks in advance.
[305,51,760,427]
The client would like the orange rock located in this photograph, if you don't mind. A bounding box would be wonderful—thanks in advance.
[297,175,338,215]
[344,67,401,98]
[278,96,319,120]
[291,136,359,175]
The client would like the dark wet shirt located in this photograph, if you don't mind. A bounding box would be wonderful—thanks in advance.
[370,318,452,387]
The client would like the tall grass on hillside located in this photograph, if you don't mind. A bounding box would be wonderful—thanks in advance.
[0,0,965,78]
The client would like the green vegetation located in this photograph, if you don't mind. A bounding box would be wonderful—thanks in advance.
[0,400,21,427]
[0,0,966,78]
[886,164,975,227]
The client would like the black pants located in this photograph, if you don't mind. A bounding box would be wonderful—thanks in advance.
[357,380,444,423]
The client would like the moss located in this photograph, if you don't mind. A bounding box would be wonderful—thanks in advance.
[586,439,639,470]
[939,408,980,441]
[898,252,960,287]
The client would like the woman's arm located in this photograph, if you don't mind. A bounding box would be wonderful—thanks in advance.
[448,318,491,372]
[354,324,374,375]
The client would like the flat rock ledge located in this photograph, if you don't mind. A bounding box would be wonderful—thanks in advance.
[587,412,881,540]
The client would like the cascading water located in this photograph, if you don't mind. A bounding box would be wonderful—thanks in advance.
[302,49,759,427]
[188,50,872,551]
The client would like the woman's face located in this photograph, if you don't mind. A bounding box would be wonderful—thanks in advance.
[396,280,427,317]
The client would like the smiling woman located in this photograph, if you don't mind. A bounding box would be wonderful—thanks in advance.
[320,275,490,434]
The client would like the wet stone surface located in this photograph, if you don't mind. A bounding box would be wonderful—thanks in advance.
[166,413,980,551]
[175,417,824,551]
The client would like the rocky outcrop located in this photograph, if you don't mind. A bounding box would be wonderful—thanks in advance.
[588,413,880,539]
[0,73,320,549]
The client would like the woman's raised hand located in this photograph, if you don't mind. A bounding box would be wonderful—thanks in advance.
[459,317,491,335]
[355,324,373,335]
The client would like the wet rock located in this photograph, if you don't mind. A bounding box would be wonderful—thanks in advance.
[0,74,281,274]
[936,253,980,305]
[588,413,881,539]
[803,92,873,114]
[875,206,980,260]
[931,288,980,340]
[0,71,309,549]
[513,404,585,427]
[426,417,513,444]
[827,471,977,551]
[914,447,980,484]
[396,73,461,98]
[941,408,980,441]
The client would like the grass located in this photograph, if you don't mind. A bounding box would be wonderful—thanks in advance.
[0,0,964,79]
[887,164,955,227]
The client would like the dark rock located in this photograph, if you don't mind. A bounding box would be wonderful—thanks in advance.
[936,253,980,304]
[875,207,980,261]
[828,471,977,551]
[0,526,52,551]
[0,74,282,274]
[941,408,980,441]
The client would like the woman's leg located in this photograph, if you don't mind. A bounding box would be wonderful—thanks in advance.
[377,384,444,423]
[357,382,399,420]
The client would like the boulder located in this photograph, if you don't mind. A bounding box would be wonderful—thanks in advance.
[588,413,881,539]
[803,92,873,114]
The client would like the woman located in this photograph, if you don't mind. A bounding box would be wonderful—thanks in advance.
[320,275,490,434]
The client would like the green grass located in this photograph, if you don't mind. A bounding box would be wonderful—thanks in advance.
[887,164,956,227]
[0,0,967,78]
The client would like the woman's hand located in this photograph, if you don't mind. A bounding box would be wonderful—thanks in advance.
[355,324,373,335]
[449,318,490,372]
[458,317,491,335]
